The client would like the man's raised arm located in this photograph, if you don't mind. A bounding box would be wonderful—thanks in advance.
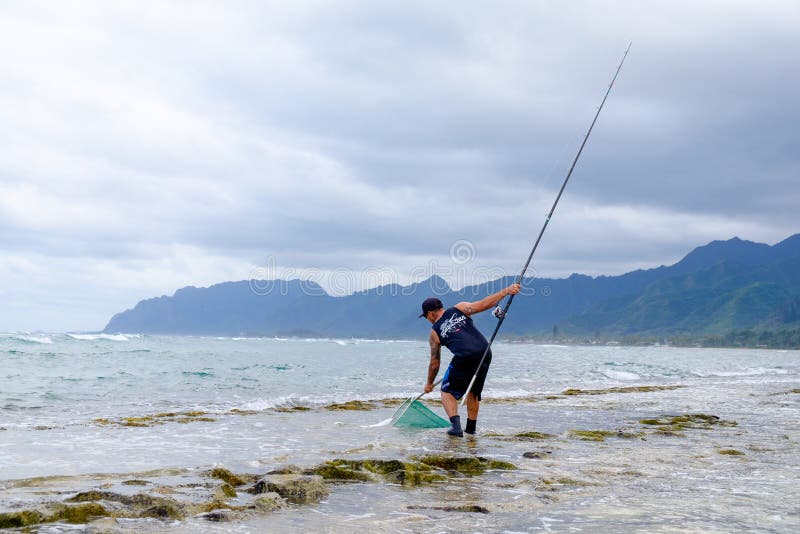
[454,283,520,316]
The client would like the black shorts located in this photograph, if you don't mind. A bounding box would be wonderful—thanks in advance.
[441,353,492,401]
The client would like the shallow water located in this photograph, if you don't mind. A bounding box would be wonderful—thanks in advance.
[1,334,798,532]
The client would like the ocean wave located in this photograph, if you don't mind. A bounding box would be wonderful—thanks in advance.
[2,335,53,344]
[67,333,130,341]
[601,370,642,381]
[692,367,792,378]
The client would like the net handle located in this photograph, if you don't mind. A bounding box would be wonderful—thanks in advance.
[392,378,443,424]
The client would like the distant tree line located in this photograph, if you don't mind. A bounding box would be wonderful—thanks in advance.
[670,328,800,350]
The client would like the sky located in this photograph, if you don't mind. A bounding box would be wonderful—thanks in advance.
[1,1,798,331]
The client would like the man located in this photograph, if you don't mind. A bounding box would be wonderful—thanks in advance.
[419,283,521,437]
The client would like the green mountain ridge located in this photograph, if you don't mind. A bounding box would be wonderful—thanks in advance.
[104,234,800,339]
[563,255,800,336]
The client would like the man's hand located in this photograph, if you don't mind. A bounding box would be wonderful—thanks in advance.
[504,283,521,296]
[424,382,434,393]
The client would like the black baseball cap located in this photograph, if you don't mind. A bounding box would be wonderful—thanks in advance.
[418,297,443,318]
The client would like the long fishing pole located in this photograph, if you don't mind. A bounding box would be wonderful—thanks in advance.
[460,43,632,406]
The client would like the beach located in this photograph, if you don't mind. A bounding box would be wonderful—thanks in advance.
[1,335,798,532]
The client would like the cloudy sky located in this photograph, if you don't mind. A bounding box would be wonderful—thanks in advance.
[1,1,798,331]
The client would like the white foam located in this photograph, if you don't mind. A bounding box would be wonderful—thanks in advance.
[602,370,642,381]
[693,367,791,378]
[362,418,393,428]
[7,335,53,344]
[67,333,129,341]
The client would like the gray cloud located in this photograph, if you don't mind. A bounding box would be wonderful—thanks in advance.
[0,1,797,330]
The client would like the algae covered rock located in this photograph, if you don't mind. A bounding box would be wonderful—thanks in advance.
[514,431,553,440]
[305,459,446,486]
[305,461,375,482]
[66,490,184,520]
[416,455,517,476]
[207,467,249,487]
[638,413,737,434]
[0,509,46,529]
[249,474,329,504]
[253,492,287,512]
[568,429,643,442]
[523,450,552,459]
[325,400,376,411]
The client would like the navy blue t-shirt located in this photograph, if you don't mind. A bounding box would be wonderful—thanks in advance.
[432,307,490,361]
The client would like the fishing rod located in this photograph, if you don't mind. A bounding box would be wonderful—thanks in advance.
[460,43,632,406]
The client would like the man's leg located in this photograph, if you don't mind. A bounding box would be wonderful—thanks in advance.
[441,391,459,418]
[441,391,463,436]
[465,393,479,434]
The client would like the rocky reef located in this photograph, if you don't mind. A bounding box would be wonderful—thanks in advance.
[0,454,518,529]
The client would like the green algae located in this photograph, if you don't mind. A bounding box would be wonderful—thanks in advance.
[324,400,376,411]
[305,461,374,482]
[416,455,517,476]
[522,451,552,459]
[196,500,247,514]
[306,459,445,485]
[304,456,517,486]
[514,431,553,440]
[638,413,737,433]
[273,405,312,412]
[221,484,237,498]
[568,430,616,442]
[122,480,149,486]
[94,411,217,428]
[408,504,490,514]
[0,509,45,528]
[719,449,745,456]
[208,468,247,487]
[49,503,109,524]
[562,385,684,395]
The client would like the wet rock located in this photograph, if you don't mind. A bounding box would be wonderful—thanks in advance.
[568,430,616,442]
[197,509,234,522]
[0,509,46,529]
[249,474,329,504]
[416,455,516,475]
[305,459,447,486]
[408,504,490,514]
[253,492,287,512]
[514,431,553,440]
[273,405,312,412]
[638,413,737,433]
[268,465,303,475]
[562,385,683,395]
[523,451,552,459]
[305,461,374,482]
[47,503,109,524]
[122,480,150,486]
[324,400,376,411]
[218,484,237,499]
[66,491,184,520]
[718,449,745,456]
[207,467,248,487]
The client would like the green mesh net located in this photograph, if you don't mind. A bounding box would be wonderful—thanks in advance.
[391,398,450,428]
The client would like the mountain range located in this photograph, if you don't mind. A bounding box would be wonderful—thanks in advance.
[104,234,800,338]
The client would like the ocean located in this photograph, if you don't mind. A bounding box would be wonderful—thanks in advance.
[1,334,798,532]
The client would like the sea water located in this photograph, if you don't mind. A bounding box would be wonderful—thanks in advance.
[1,334,798,532]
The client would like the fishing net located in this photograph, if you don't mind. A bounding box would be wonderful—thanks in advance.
[391,398,450,428]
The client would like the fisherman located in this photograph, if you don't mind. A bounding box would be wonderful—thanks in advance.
[419,283,521,436]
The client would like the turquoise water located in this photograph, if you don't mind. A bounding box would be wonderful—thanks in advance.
[1,334,799,532]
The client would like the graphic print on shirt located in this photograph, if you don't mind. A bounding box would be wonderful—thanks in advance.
[439,312,467,339]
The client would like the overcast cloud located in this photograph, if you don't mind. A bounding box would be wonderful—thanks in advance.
[1,1,798,331]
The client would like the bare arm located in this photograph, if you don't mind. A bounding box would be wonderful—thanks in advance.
[455,283,521,316]
[424,330,441,393]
